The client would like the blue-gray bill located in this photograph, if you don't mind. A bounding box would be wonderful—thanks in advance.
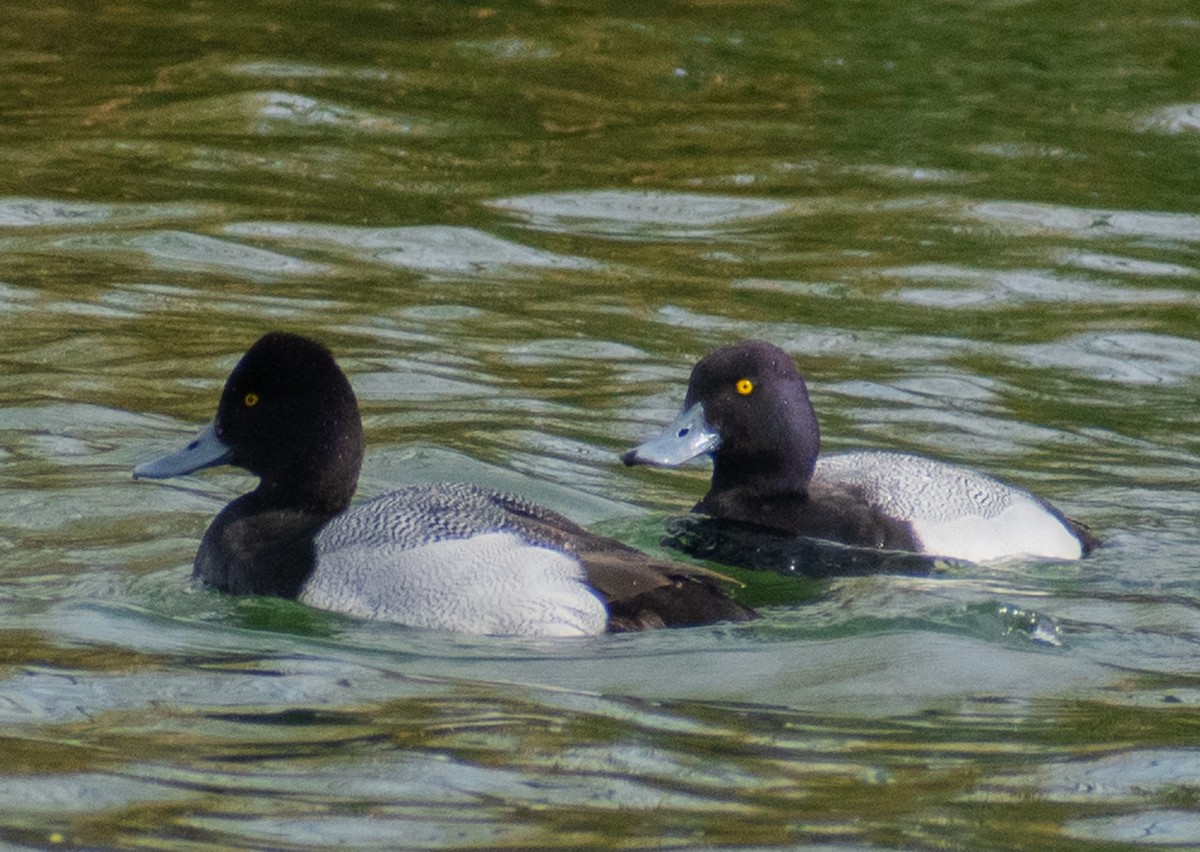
[133,421,233,479]
[621,402,721,467]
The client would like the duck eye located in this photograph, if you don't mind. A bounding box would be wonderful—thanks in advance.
[735,379,754,396]
[244,392,259,408]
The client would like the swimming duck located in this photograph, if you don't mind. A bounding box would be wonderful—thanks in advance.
[622,340,1096,564]
[135,332,755,636]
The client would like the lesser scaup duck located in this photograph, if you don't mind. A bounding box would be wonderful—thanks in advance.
[134,332,755,636]
[622,340,1097,564]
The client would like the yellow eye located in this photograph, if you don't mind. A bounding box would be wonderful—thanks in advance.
[736,378,754,396]
[244,392,259,407]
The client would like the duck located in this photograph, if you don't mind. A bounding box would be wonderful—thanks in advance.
[621,340,1097,564]
[134,332,755,636]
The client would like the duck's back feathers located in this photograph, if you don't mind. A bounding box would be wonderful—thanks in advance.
[305,482,754,634]
[568,545,754,632]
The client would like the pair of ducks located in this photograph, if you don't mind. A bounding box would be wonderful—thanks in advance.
[135,333,1096,637]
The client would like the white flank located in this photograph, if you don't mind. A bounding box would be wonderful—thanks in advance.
[814,451,1083,561]
[303,531,609,636]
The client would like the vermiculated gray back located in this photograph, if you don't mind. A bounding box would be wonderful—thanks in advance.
[316,481,582,552]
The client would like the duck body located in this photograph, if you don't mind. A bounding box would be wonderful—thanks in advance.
[623,340,1096,565]
[700,450,1089,562]
[305,481,750,636]
[136,332,754,636]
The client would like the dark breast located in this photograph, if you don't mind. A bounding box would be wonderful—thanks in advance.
[194,501,327,597]
[696,480,921,552]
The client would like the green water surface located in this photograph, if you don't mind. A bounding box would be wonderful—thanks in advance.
[2,0,1199,848]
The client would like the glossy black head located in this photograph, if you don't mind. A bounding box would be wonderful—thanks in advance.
[685,340,821,495]
[213,332,364,511]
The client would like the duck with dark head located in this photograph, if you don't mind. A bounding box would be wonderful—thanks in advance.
[623,340,1097,570]
[136,332,756,636]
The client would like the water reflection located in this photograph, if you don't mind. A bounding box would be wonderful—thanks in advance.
[490,189,796,238]
[226,221,600,273]
[963,200,1200,244]
[2,0,1200,847]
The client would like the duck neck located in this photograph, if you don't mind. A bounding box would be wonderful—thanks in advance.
[255,448,361,517]
[711,393,820,500]
[698,448,816,534]
[709,446,814,500]
[252,407,365,517]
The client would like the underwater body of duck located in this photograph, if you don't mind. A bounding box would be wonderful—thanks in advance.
[623,340,1097,571]
[134,332,755,637]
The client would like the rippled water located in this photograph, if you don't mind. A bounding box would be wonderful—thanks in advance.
[2,0,1200,848]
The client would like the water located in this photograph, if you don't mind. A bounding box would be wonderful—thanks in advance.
[2,0,1199,848]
